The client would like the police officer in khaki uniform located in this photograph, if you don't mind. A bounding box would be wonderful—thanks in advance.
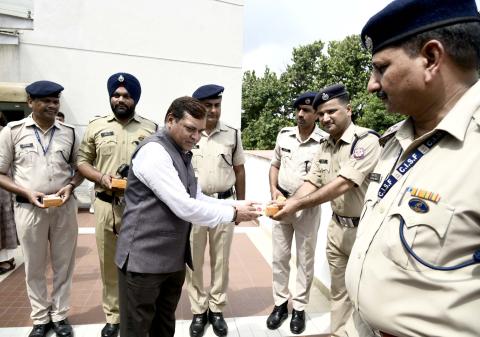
[0,81,82,337]
[266,92,327,334]
[345,1,480,337]
[186,84,246,337]
[273,84,381,337]
[77,73,157,337]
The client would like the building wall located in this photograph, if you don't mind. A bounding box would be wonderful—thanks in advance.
[0,0,244,132]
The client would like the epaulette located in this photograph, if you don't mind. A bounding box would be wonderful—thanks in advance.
[280,126,295,134]
[59,121,75,130]
[224,123,239,132]
[88,115,108,123]
[7,119,24,130]
[354,128,380,140]
[380,120,404,146]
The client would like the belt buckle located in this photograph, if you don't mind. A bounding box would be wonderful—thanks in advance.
[337,215,355,228]
[115,196,125,206]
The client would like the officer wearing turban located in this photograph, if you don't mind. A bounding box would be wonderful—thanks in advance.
[77,72,157,337]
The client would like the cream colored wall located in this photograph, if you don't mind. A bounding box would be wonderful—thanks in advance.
[0,0,244,130]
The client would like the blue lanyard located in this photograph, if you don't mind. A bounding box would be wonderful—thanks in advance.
[34,126,56,155]
[377,130,446,200]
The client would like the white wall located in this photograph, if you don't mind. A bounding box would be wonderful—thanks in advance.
[0,0,244,130]
[244,153,332,290]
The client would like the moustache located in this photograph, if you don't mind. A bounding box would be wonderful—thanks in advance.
[376,91,388,100]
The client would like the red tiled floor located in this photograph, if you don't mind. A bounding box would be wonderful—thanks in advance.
[0,212,274,327]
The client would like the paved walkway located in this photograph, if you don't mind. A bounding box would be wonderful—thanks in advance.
[0,211,331,337]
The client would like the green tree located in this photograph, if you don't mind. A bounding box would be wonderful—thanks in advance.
[241,35,404,149]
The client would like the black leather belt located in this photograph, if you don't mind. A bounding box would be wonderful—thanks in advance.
[333,213,360,228]
[15,195,30,204]
[96,192,117,204]
[215,188,234,199]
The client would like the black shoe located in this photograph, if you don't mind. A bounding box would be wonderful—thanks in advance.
[266,301,288,330]
[29,323,52,337]
[290,309,305,334]
[101,323,120,337]
[52,319,73,337]
[208,310,228,337]
[189,311,208,337]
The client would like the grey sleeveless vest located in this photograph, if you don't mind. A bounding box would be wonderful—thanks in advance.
[115,128,196,273]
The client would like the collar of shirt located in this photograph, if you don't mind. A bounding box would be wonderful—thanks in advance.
[326,122,356,146]
[106,112,141,125]
[25,115,59,133]
[202,120,227,138]
[395,80,480,147]
[293,125,325,144]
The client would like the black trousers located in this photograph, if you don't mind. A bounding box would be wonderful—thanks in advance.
[118,266,186,337]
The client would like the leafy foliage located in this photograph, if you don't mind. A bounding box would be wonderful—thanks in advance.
[242,35,405,149]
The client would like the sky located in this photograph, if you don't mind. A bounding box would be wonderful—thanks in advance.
[242,0,480,74]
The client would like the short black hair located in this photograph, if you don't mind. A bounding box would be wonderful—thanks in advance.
[57,111,65,118]
[165,96,206,122]
[400,22,480,70]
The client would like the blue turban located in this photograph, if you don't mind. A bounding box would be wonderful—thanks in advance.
[107,72,141,104]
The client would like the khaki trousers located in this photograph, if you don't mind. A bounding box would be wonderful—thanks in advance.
[272,206,321,311]
[326,218,357,337]
[14,197,78,324]
[94,198,123,324]
[186,221,235,314]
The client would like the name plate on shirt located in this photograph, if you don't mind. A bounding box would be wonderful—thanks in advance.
[100,131,114,137]
[368,172,382,182]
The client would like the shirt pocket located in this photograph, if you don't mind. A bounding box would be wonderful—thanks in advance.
[51,144,72,175]
[15,144,39,168]
[280,147,293,167]
[217,145,233,168]
[381,200,454,270]
[191,148,202,175]
[98,138,117,157]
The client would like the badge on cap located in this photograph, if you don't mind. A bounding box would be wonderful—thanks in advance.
[352,147,365,160]
[321,93,329,101]
[365,36,373,52]
[408,198,429,213]
[305,98,311,105]
[118,75,124,82]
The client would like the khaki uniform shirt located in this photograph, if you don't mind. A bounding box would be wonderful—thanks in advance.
[305,123,381,217]
[271,125,326,195]
[0,116,79,194]
[345,81,480,337]
[192,121,245,195]
[77,113,157,193]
